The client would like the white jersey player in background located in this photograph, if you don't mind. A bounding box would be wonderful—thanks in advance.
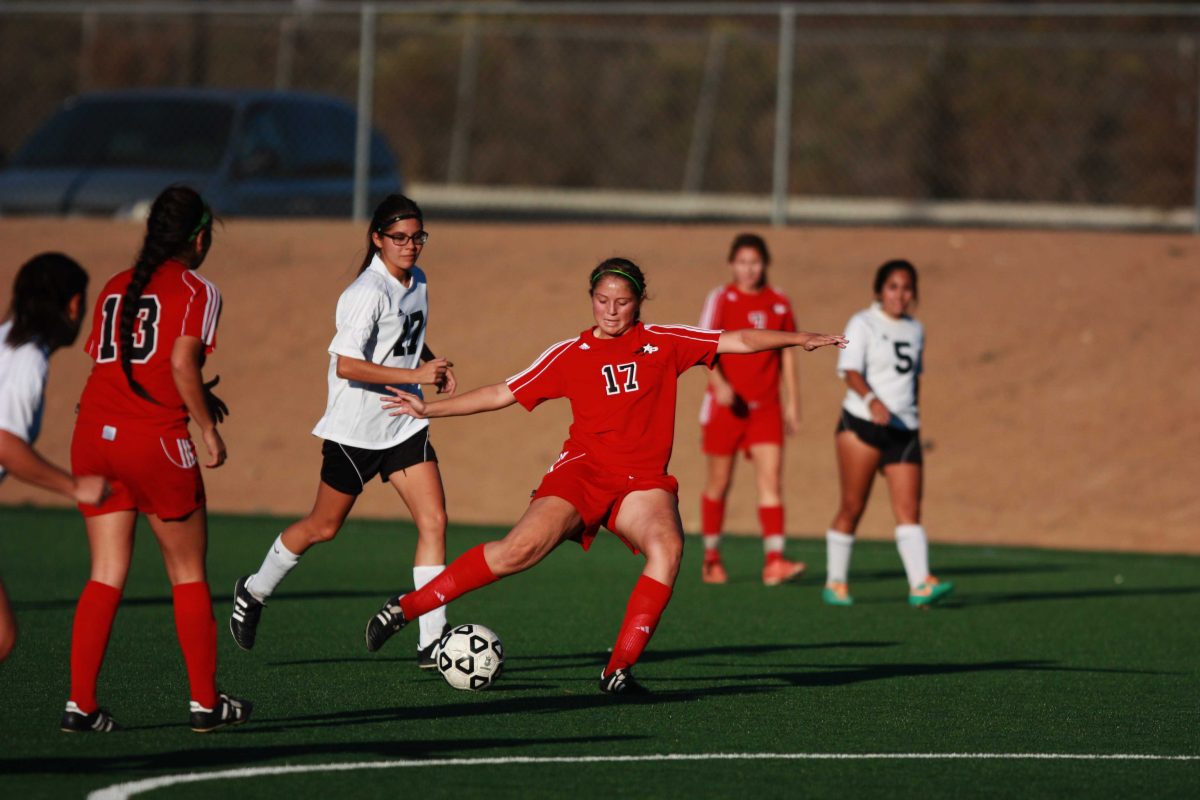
[229,195,457,667]
[822,260,954,607]
[0,253,109,662]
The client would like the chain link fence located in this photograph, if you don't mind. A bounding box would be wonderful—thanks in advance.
[0,1,1197,228]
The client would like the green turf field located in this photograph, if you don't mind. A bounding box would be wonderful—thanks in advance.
[0,506,1196,799]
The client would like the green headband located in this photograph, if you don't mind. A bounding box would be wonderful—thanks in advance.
[187,206,212,243]
[591,268,643,295]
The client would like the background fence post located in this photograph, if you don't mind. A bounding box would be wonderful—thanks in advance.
[682,26,728,194]
[771,5,796,227]
[353,2,377,222]
[1194,36,1200,234]
[447,16,482,185]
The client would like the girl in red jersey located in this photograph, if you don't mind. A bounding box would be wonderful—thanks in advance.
[361,258,846,694]
[0,253,110,663]
[697,233,806,586]
[64,186,249,733]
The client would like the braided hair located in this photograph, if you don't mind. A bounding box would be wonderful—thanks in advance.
[119,185,212,403]
[5,252,89,351]
[358,194,423,275]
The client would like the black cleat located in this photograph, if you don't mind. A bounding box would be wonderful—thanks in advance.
[190,692,252,733]
[229,576,264,651]
[417,623,452,670]
[599,667,649,696]
[60,702,118,733]
[365,594,409,653]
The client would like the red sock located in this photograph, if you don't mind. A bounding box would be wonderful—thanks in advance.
[760,506,785,564]
[759,505,784,537]
[69,580,122,712]
[604,575,673,676]
[401,544,498,621]
[172,582,218,709]
[701,495,725,536]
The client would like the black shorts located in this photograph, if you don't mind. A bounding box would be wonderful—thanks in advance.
[836,410,922,469]
[320,428,438,496]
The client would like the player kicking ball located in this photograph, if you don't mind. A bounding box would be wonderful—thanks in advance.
[362,258,846,694]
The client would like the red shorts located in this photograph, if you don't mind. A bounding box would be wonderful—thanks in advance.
[71,417,206,520]
[700,393,784,456]
[532,448,679,552]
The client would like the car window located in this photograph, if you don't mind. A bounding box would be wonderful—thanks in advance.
[238,101,395,179]
[13,99,234,171]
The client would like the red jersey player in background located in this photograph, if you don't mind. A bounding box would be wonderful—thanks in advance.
[63,186,250,733]
[361,257,845,694]
[697,233,806,586]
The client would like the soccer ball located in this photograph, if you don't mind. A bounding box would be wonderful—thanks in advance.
[435,623,504,691]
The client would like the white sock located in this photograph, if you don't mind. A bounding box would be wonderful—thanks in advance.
[763,534,785,555]
[245,534,300,601]
[826,529,855,584]
[895,524,930,589]
[413,565,448,650]
[703,534,721,552]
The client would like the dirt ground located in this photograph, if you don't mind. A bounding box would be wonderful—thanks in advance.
[1,219,1196,555]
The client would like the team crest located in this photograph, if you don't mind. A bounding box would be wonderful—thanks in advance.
[638,344,659,355]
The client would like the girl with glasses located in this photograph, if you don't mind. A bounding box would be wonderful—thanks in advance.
[64,185,249,732]
[362,258,846,694]
[231,194,457,670]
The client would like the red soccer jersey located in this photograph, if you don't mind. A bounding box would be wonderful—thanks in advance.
[507,322,721,478]
[699,283,796,404]
[79,260,221,430]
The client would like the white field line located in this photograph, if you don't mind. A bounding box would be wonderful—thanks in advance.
[89,752,1200,800]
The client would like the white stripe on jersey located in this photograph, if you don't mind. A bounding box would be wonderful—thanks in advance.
[506,337,579,392]
[699,287,724,329]
[643,323,723,342]
[180,270,222,345]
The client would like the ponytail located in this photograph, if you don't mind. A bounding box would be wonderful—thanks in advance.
[120,185,212,404]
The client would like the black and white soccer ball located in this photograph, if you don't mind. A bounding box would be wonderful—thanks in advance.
[435,623,504,691]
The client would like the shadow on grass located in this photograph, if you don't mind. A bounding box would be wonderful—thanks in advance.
[953,585,1200,607]
[14,588,397,612]
[849,563,1073,583]
[0,734,640,776]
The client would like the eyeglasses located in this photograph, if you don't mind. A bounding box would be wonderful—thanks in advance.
[377,230,429,247]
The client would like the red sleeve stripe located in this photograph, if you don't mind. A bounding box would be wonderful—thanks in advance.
[698,287,723,328]
[644,323,722,342]
[506,337,579,391]
[181,271,222,345]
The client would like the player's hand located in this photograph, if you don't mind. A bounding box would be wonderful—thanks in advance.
[203,375,229,424]
[785,405,801,436]
[799,332,848,351]
[382,386,428,418]
[712,382,736,407]
[201,426,227,469]
[867,398,891,425]
[437,365,457,395]
[413,358,452,387]
[72,475,111,506]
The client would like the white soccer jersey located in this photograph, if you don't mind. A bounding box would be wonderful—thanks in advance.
[0,319,51,482]
[837,302,924,430]
[311,255,431,449]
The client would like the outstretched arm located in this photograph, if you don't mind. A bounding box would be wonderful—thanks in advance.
[717,328,846,355]
[0,431,109,504]
[382,382,516,419]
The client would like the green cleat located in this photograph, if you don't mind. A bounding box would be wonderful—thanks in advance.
[909,577,954,607]
[822,582,854,606]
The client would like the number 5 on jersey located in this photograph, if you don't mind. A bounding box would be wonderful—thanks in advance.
[96,294,161,363]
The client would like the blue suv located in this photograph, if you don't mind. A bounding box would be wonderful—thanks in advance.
[0,89,402,217]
